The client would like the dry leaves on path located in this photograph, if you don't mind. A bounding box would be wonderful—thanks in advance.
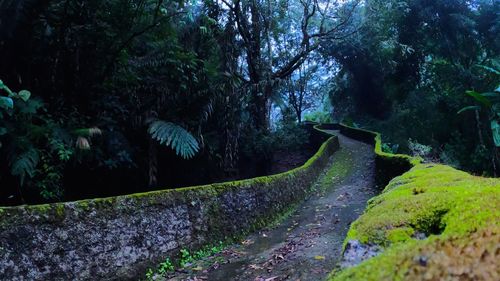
[254,276,279,281]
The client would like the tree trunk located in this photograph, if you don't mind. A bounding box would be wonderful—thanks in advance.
[493,148,499,177]
[148,140,158,187]
[18,185,26,205]
[250,85,270,131]
[492,149,498,177]
[297,108,302,123]
[474,109,485,146]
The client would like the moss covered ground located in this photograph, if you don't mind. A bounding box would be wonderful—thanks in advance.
[330,163,500,281]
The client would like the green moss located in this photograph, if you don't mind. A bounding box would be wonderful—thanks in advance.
[386,227,414,244]
[317,147,353,192]
[266,202,299,229]
[331,163,500,281]
[76,200,91,211]
[327,124,498,280]
[55,204,65,218]
[0,129,338,218]
[337,123,421,166]
[31,204,52,213]
[374,134,416,163]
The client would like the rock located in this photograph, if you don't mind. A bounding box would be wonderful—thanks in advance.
[340,240,381,268]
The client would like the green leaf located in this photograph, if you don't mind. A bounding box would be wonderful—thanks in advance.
[0,96,14,110]
[457,105,480,114]
[11,148,40,186]
[73,127,102,137]
[0,80,14,96]
[494,104,500,117]
[18,98,43,114]
[476,65,500,75]
[491,120,500,147]
[18,90,31,101]
[480,92,500,98]
[148,120,200,159]
[466,90,492,108]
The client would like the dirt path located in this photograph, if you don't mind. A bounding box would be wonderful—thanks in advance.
[167,132,376,281]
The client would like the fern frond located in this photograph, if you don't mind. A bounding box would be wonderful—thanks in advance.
[75,136,91,150]
[74,127,102,137]
[148,121,200,159]
[11,148,39,186]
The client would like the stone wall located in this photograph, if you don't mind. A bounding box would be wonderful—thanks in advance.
[0,128,339,280]
[334,124,420,186]
[329,160,499,281]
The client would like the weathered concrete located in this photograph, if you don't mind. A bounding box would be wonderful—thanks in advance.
[0,129,338,280]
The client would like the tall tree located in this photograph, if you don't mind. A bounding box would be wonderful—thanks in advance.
[220,0,359,130]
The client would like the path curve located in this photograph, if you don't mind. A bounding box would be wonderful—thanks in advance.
[167,132,376,281]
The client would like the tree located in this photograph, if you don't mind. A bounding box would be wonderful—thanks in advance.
[323,0,500,174]
[459,63,500,175]
[0,0,235,201]
[285,60,320,122]
[220,0,359,130]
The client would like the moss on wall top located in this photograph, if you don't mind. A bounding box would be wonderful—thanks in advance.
[337,123,421,165]
[330,163,500,281]
[0,127,339,222]
[315,124,499,281]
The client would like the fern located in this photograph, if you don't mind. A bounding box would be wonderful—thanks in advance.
[11,148,40,186]
[148,121,200,159]
[73,127,102,137]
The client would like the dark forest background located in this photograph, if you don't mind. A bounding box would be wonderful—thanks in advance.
[0,0,498,205]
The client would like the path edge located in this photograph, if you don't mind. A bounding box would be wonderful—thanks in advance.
[0,124,339,280]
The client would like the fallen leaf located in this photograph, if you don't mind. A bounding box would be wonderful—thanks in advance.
[242,239,254,245]
[249,264,263,270]
[314,255,326,260]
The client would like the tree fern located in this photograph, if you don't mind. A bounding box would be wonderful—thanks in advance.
[11,148,39,186]
[148,121,200,159]
[73,127,102,150]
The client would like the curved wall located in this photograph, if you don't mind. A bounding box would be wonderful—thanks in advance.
[0,127,339,280]
[314,123,421,187]
[323,125,499,281]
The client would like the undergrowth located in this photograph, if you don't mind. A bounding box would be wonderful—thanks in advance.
[145,241,226,280]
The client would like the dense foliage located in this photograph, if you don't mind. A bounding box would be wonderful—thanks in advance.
[0,0,354,204]
[324,0,500,175]
[1,0,498,204]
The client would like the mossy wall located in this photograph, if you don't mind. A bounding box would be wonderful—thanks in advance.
[335,124,419,187]
[325,125,500,281]
[330,164,500,281]
[0,128,339,280]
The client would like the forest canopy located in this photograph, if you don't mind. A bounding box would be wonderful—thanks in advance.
[0,0,499,205]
